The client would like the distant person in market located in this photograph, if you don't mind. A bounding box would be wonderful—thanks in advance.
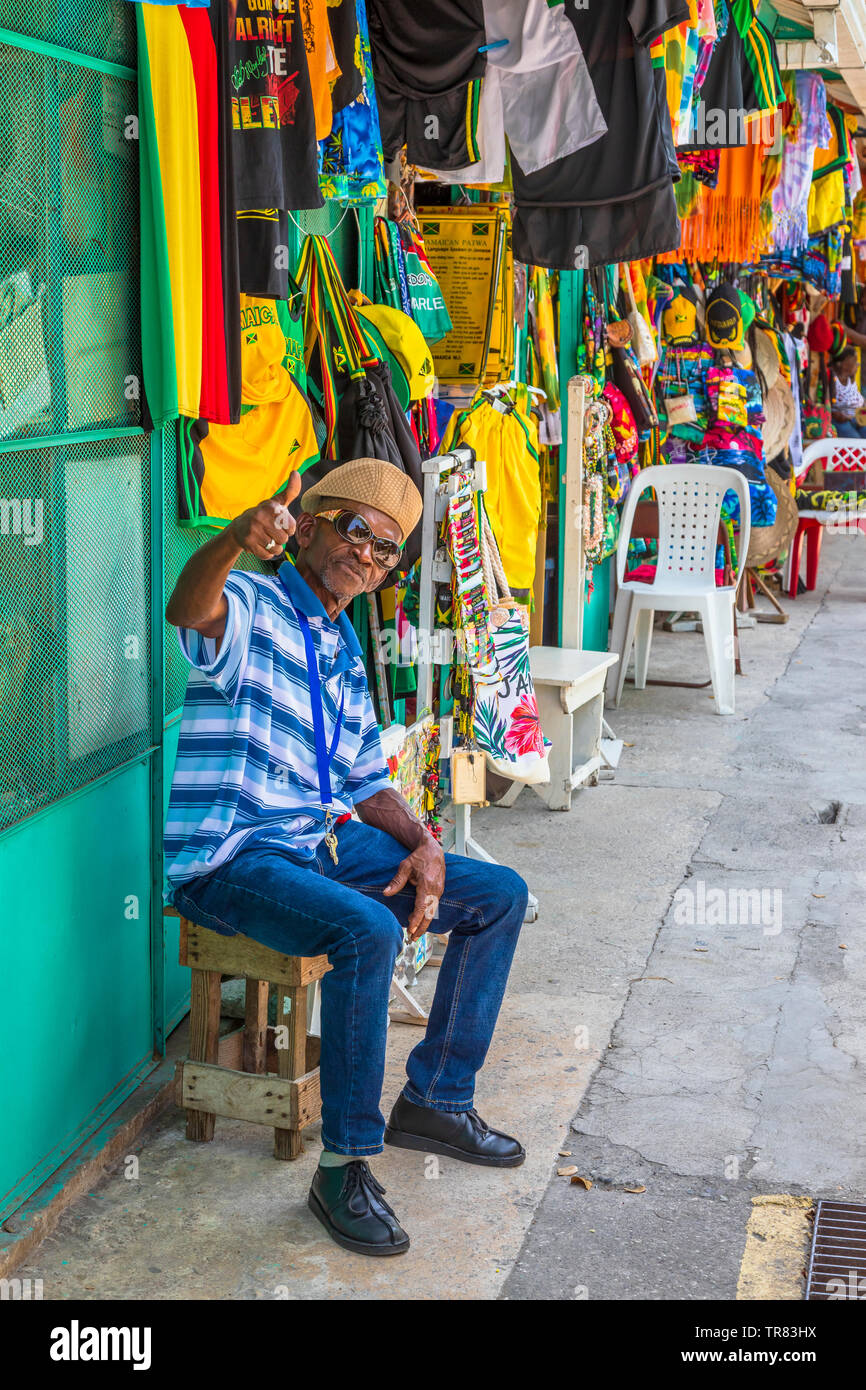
[830,346,866,440]
[164,456,529,1257]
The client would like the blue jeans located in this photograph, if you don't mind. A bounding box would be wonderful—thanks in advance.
[173,820,529,1156]
[834,419,866,439]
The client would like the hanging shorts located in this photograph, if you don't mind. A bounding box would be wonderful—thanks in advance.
[367,0,486,168]
[373,74,483,170]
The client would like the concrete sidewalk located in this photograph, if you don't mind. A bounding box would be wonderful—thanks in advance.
[15,534,866,1300]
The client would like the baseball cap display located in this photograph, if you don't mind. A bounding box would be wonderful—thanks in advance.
[662,287,698,344]
[706,283,745,350]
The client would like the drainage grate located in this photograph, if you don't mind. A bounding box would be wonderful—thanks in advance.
[806,1201,866,1299]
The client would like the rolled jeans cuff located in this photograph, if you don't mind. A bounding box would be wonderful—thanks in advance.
[401,1082,474,1113]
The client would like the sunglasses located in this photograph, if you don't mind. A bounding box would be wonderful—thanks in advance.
[315,509,404,569]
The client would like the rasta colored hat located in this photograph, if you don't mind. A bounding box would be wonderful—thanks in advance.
[829,322,848,360]
[662,287,698,344]
[301,456,423,542]
[706,283,744,350]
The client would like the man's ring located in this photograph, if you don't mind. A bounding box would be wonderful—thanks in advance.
[265,538,277,551]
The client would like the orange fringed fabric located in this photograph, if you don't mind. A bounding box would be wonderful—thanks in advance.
[659,140,770,263]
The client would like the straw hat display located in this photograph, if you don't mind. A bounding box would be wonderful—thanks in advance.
[747,462,799,569]
[762,379,797,461]
[754,327,782,389]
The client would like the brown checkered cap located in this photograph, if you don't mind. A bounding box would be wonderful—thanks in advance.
[301,457,423,542]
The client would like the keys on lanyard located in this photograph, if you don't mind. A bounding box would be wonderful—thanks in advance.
[297,611,345,866]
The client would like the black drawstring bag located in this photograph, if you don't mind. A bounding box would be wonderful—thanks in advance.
[288,360,423,587]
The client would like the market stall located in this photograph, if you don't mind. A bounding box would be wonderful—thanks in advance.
[5,0,866,1228]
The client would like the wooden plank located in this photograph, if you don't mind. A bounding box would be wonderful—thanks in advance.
[218,1027,244,1071]
[180,1061,321,1130]
[244,979,269,1074]
[276,985,308,1079]
[181,921,330,987]
[186,969,221,1142]
[275,982,309,1159]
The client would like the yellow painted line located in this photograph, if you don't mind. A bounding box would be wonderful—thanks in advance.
[736,1195,814,1301]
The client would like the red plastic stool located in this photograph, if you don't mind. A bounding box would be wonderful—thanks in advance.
[788,517,823,598]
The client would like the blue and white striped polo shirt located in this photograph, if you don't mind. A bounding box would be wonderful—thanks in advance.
[164,560,392,893]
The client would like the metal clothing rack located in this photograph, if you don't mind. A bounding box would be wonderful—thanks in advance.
[416,446,539,924]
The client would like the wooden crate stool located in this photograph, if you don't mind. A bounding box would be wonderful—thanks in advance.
[165,907,330,1159]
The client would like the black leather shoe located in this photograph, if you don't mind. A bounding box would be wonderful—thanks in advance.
[308,1161,410,1256]
[385,1094,526,1167]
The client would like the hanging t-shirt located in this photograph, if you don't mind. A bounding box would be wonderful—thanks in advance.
[237,207,290,298]
[216,0,323,213]
[302,0,341,141]
[511,0,688,268]
[239,294,295,403]
[328,0,363,113]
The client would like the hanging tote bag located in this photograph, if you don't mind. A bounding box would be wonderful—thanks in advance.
[398,219,453,344]
[470,508,551,786]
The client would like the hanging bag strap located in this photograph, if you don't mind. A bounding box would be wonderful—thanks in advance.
[295,234,381,457]
[479,501,512,607]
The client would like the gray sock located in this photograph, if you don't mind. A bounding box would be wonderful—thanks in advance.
[319,1149,358,1168]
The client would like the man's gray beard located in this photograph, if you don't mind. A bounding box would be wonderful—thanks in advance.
[320,557,357,604]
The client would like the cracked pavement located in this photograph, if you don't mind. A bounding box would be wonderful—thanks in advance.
[14,535,865,1301]
[504,534,866,1300]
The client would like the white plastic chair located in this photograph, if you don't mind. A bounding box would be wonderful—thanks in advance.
[795,436,866,486]
[609,464,751,716]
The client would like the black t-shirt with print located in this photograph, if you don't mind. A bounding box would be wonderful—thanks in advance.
[329,0,363,113]
[216,0,323,213]
[512,0,689,208]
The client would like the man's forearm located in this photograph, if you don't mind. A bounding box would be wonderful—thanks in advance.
[165,524,242,631]
[355,787,432,853]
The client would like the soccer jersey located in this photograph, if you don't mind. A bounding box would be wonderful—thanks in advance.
[237,207,289,297]
[177,382,319,527]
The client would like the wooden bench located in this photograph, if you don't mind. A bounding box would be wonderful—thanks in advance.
[165,907,330,1159]
[497,648,619,812]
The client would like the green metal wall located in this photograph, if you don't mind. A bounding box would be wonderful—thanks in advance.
[0,2,160,1222]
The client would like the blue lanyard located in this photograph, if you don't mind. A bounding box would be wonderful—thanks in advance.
[297,610,345,809]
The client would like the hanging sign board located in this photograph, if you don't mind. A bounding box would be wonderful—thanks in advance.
[417,208,507,385]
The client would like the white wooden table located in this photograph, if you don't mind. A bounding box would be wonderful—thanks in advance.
[498,647,619,812]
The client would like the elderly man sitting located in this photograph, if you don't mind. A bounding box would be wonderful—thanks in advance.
[164,457,528,1257]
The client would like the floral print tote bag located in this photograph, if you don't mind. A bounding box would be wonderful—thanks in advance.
[470,509,552,786]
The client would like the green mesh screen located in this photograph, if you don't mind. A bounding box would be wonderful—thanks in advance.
[0,0,136,68]
[163,424,270,719]
[0,13,146,833]
[0,42,141,442]
[0,436,152,831]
